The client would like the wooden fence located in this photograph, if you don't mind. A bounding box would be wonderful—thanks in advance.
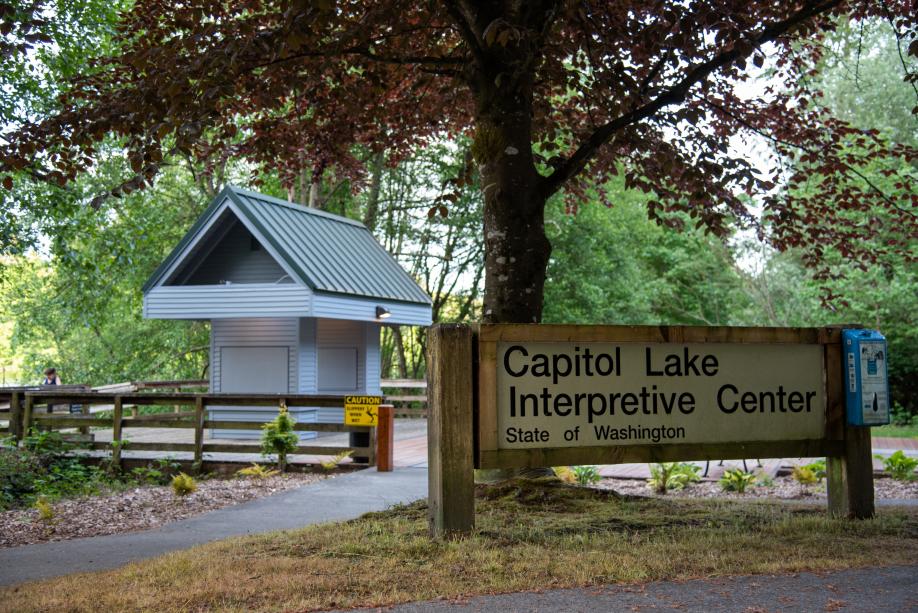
[381,379,427,417]
[2,390,393,470]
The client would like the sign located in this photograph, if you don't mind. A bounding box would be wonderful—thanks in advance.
[495,341,825,449]
[344,395,382,426]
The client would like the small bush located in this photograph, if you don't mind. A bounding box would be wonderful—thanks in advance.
[719,468,756,493]
[648,462,701,494]
[33,495,54,522]
[755,472,775,488]
[880,450,918,481]
[261,405,299,472]
[171,473,197,497]
[571,465,601,486]
[131,457,181,486]
[237,463,280,479]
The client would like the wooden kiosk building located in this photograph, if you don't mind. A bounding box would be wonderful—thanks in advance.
[142,186,432,438]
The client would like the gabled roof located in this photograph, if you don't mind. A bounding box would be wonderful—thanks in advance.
[143,186,432,306]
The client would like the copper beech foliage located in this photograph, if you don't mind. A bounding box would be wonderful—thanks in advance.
[0,1,916,321]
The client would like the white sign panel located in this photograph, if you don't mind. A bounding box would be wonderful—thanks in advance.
[496,342,825,449]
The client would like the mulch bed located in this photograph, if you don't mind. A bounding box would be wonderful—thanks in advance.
[597,475,918,501]
[0,472,327,548]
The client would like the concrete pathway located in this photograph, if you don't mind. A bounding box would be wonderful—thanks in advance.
[0,466,427,587]
[336,565,918,612]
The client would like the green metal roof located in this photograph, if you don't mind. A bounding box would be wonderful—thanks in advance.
[143,186,432,305]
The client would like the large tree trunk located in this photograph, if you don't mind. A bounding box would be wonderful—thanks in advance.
[470,35,553,480]
[475,88,551,324]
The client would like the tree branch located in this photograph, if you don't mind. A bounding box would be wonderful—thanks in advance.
[540,0,844,198]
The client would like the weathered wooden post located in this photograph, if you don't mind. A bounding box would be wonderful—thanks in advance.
[111,396,124,470]
[22,394,33,439]
[427,323,475,538]
[193,395,205,473]
[377,404,394,472]
[824,326,876,519]
[9,391,21,441]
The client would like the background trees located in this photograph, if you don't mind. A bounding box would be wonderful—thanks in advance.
[0,6,913,414]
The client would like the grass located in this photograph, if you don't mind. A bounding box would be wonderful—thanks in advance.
[873,423,918,439]
[1,478,916,613]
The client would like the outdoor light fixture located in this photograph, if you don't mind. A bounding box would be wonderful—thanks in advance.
[376,306,391,319]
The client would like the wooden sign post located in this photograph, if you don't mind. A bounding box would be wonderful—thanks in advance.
[427,323,875,539]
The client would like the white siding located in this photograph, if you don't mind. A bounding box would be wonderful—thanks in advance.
[211,318,299,393]
[365,323,382,395]
[209,317,304,438]
[311,292,432,325]
[297,317,317,394]
[144,284,311,319]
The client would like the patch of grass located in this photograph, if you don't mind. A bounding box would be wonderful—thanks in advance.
[1,478,916,613]
[873,424,918,439]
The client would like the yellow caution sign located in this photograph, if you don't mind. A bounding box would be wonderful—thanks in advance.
[344,395,382,426]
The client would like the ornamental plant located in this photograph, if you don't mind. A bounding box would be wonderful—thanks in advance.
[880,451,918,481]
[719,468,756,494]
[261,406,299,473]
[648,462,701,494]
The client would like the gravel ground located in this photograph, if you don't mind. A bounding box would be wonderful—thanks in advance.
[597,475,918,500]
[0,472,327,548]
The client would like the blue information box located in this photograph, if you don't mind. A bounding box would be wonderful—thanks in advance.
[843,329,890,426]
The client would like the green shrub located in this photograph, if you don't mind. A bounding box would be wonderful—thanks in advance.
[890,403,914,427]
[260,406,299,472]
[719,468,756,493]
[571,465,601,486]
[880,450,918,481]
[171,473,197,496]
[131,457,181,486]
[0,446,43,509]
[648,462,701,494]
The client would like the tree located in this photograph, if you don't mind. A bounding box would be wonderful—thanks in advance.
[1,2,915,327]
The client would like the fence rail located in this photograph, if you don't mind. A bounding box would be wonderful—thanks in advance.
[3,391,393,471]
[380,379,427,418]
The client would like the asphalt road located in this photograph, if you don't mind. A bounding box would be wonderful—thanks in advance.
[335,565,918,613]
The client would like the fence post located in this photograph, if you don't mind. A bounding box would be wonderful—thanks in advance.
[111,396,123,470]
[10,391,21,440]
[825,330,875,519]
[376,405,394,472]
[427,323,475,538]
[22,394,33,440]
[193,396,205,473]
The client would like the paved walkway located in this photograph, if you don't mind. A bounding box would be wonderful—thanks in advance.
[336,565,918,612]
[0,467,428,587]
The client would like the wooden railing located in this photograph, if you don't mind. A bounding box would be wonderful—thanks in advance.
[3,391,393,470]
[0,385,91,438]
[381,379,427,418]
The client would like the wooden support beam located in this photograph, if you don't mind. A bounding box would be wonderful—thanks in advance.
[376,405,394,472]
[111,396,124,470]
[427,324,475,538]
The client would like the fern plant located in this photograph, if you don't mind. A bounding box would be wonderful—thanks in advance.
[261,405,299,472]
[320,450,353,472]
[236,463,280,479]
[171,473,197,497]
